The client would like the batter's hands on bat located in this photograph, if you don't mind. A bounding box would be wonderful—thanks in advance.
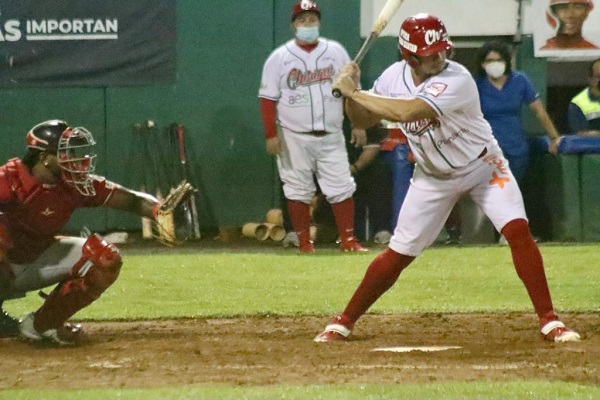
[341,63,361,86]
[333,63,360,98]
[350,127,367,148]
[266,137,281,155]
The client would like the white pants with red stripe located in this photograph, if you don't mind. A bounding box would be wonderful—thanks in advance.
[277,128,355,204]
[389,150,527,257]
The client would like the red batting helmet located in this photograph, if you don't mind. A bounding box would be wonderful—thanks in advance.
[291,0,320,21]
[398,14,454,67]
[26,119,97,196]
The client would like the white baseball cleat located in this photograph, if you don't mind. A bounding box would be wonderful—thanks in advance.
[541,320,581,343]
[19,313,83,346]
[314,323,352,342]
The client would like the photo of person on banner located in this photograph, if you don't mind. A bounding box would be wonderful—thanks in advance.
[542,0,596,49]
[534,0,600,57]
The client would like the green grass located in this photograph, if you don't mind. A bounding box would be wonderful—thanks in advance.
[1,381,599,400]
[4,244,597,320]
[2,243,599,399]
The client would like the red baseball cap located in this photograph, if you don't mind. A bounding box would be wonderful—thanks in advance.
[291,0,321,21]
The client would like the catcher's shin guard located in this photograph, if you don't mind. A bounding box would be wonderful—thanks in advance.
[32,234,122,333]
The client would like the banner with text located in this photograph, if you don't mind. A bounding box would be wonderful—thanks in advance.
[0,0,176,87]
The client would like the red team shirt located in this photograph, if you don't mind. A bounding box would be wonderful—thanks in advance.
[0,158,116,263]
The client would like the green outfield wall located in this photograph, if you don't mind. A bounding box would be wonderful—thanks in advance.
[0,2,596,241]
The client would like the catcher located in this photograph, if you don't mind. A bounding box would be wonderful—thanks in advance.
[0,120,187,345]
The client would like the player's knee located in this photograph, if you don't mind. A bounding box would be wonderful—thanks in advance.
[501,219,532,244]
[73,234,123,296]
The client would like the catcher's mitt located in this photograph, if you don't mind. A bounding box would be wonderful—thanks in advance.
[153,180,197,246]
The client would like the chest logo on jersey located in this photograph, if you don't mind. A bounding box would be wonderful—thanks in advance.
[404,118,440,136]
[423,82,447,98]
[287,65,334,89]
[40,207,55,216]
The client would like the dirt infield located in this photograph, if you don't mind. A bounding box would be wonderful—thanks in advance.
[0,312,598,390]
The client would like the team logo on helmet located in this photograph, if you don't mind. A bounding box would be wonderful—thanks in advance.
[424,29,448,46]
[398,14,453,66]
[292,0,320,21]
[301,0,317,11]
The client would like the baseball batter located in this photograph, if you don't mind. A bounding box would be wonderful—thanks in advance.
[0,120,160,345]
[258,0,367,253]
[314,14,580,343]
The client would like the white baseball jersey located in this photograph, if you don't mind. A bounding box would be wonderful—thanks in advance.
[372,60,527,256]
[373,60,500,177]
[259,38,350,133]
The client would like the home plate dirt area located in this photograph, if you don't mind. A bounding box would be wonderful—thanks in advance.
[0,313,598,390]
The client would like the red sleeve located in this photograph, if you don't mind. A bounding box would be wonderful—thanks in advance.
[260,98,278,140]
[82,176,118,206]
[0,171,12,204]
[0,162,18,204]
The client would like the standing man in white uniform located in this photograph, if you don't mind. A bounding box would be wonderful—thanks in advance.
[258,0,367,253]
[314,14,580,342]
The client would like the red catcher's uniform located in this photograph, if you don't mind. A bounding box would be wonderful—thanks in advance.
[0,158,116,263]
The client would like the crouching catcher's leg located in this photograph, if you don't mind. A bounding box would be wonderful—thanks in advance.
[33,234,123,335]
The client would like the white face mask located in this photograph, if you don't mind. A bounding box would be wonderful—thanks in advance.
[484,61,506,79]
[295,26,319,43]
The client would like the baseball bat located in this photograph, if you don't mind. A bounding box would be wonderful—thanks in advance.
[332,0,405,98]
[175,124,201,240]
[131,123,154,239]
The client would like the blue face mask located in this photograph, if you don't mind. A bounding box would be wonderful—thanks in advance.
[295,26,319,43]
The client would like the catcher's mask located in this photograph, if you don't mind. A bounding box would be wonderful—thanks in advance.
[398,13,454,68]
[26,120,97,196]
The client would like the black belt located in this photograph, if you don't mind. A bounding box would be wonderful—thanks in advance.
[307,130,328,137]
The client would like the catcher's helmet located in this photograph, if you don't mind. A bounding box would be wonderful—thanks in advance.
[26,119,69,153]
[26,119,97,196]
[398,14,454,67]
[291,0,320,21]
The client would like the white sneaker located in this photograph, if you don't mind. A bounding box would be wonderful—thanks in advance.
[282,231,299,248]
[373,230,392,244]
[19,313,82,345]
